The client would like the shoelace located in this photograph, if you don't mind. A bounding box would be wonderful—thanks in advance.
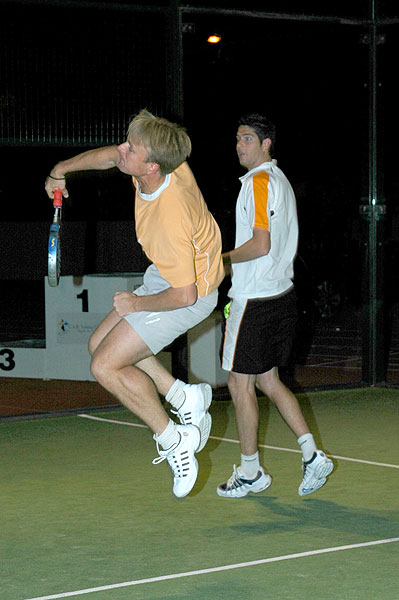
[225,465,243,489]
[152,436,174,465]
[171,406,192,425]
[302,466,312,484]
[152,435,189,479]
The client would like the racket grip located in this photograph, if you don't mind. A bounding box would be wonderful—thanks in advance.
[53,188,63,208]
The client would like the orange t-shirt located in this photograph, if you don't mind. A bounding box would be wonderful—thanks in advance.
[133,162,224,297]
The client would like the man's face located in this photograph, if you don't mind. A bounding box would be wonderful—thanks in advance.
[117,138,152,177]
[236,125,268,171]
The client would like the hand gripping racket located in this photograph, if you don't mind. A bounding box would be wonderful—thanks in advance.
[48,188,62,287]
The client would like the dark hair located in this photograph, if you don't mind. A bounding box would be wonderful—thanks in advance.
[238,113,276,156]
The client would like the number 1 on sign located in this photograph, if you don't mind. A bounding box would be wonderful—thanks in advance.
[77,289,89,312]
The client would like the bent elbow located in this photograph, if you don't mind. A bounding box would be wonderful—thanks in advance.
[185,289,198,307]
[259,243,271,257]
[182,286,198,307]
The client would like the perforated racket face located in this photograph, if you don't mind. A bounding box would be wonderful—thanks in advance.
[48,224,61,286]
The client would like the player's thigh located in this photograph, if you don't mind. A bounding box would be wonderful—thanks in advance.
[89,309,121,355]
[91,318,152,372]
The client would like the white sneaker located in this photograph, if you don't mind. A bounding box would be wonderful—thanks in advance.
[217,465,272,498]
[173,383,212,453]
[298,450,334,496]
[152,424,200,498]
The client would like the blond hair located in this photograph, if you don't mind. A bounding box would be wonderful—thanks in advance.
[127,109,191,175]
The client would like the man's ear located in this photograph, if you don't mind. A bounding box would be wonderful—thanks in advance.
[262,138,272,153]
[148,162,160,174]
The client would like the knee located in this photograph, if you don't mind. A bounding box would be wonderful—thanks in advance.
[256,370,277,397]
[227,373,252,407]
[257,371,287,403]
[90,352,111,385]
[227,373,240,399]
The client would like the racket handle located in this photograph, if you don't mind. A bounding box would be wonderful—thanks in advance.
[53,188,63,208]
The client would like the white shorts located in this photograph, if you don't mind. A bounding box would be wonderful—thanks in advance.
[124,264,218,355]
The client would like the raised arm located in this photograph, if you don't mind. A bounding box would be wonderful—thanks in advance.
[45,145,121,199]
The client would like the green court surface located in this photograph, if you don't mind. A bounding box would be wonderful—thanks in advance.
[1,388,398,599]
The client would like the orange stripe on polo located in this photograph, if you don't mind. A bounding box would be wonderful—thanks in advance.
[253,170,270,230]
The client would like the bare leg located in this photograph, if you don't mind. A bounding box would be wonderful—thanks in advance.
[228,371,259,455]
[90,311,177,396]
[136,356,176,397]
[88,309,121,356]
[256,367,309,438]
[90,319,169,435]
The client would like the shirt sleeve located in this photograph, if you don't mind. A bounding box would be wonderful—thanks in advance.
[253,171,270,230]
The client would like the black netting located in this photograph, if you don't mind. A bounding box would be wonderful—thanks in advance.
[1,3,169,145]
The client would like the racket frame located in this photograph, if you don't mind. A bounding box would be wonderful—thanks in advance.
[47,190,63,287]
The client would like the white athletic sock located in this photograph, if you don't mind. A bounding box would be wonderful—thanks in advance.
[239,451,260,480]
[298,433,317,462]
[165,379,186,410]
[155,419,180,451]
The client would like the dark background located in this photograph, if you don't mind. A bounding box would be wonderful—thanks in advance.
[1,1,399,382]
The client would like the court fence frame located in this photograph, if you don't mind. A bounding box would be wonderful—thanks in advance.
[1,0,399,387]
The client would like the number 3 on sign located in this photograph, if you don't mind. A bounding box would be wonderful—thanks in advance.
[0,348,15,371]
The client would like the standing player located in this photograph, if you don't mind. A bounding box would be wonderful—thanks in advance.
[45,109,224,498]
[218,113,333,498]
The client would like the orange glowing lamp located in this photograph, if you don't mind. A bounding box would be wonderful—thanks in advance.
[207,34,221,44]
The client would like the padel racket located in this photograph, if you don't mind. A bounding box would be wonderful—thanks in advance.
[48,188,62,287]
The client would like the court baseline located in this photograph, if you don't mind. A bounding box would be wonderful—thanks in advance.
[77,413,399,470]
[24,537,399,600]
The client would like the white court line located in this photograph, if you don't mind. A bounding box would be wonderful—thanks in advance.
[304,356,361,368]
[78,414,399,469]
[24,537,399,600]
[78,414,147,429]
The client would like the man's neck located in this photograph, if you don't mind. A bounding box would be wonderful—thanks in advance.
[137,172,166,195]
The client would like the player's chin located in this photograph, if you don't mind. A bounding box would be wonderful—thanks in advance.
[117,162,130,175]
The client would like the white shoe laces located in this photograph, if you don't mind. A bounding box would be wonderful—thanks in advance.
[152,435,190,479]
[225,465,242,489]
[152,436,175,465]
[171,406,193,425]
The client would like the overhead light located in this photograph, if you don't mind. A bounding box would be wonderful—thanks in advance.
[207,34,221,44]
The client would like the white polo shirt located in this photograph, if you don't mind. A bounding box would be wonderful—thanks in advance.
[229,160,298,300]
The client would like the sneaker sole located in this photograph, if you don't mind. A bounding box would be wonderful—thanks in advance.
[196,383,212,453]
[299,459,334,496]
[315,459,334,479]
[216,475,272,498]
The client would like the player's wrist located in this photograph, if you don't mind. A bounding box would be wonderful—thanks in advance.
[48,164,66,181]
[129,292,139,311]
[48,173,66,181]
[222,253,232,266]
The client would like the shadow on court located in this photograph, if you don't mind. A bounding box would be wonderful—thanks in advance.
[229,496,399,540]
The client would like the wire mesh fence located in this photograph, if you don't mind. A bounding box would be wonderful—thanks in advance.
[1,2,169,146]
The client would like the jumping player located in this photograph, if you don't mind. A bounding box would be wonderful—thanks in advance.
[45,109,224,498]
